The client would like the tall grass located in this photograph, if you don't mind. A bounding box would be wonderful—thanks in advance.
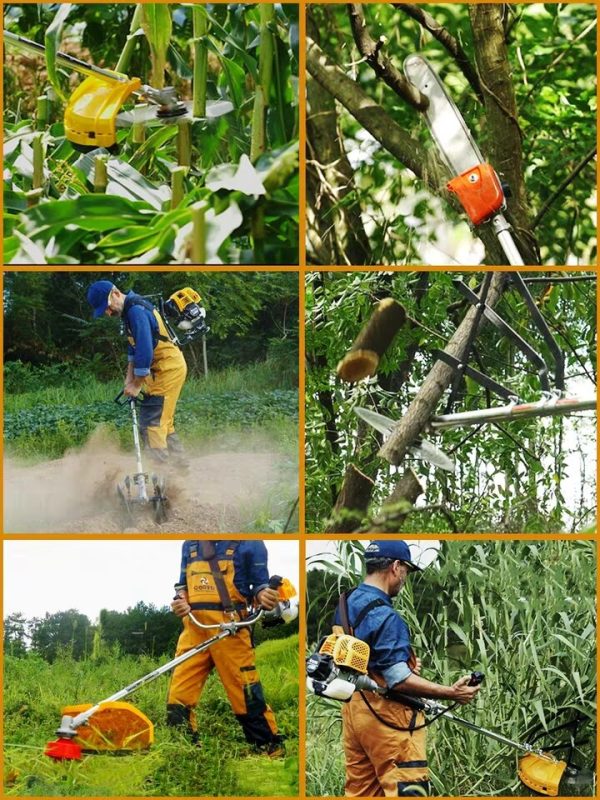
[4,634,299,796]
[306,541,596,797]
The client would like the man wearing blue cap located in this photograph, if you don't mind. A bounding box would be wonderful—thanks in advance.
[334,540,481,797]
[87,281,188,465]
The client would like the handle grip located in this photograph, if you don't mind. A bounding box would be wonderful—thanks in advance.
[468,671,485,686]
[114,389,146,406]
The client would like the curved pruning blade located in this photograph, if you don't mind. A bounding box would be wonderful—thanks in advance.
[410,439,455,472]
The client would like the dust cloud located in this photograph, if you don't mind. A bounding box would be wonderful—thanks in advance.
[4,427,297,534]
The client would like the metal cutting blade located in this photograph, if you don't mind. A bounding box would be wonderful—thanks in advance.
[404,55,482,176]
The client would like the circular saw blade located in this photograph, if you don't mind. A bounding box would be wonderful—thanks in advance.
[117,98,234,129]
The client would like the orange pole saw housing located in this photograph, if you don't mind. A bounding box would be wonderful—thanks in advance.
[447,163,505,226]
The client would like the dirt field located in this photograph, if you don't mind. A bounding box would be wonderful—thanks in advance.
[4,429,297,533]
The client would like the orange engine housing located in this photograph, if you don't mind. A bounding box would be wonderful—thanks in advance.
[447,163,504,225]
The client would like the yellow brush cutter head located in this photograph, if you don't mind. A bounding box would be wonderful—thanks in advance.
[61,702,154,752]
[518,753,567,797]
[64,75,141,147]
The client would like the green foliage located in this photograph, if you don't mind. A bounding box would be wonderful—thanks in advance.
[306,540,596,796]
[306,271,596,532]
[4,634,299,796]
[307,3,596,265]
[4,3,298,264]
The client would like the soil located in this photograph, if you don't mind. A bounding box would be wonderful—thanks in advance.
[4,428,296,534]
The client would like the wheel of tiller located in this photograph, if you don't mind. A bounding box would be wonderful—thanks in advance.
[116,483,134,527]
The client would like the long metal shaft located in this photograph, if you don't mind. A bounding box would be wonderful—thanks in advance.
[492,213,525,266]
[62,627,233,733]
[387,691,553,760]
[129,400,148,502]
[431,395,596,431]
[4,30,126,83]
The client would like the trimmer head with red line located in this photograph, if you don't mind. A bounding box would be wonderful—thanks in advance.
[44,738,83,761]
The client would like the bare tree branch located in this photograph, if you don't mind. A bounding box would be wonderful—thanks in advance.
[394,3,484,103]
[379,271,508,465]
[347,3,429,111]
[531,146,597,229]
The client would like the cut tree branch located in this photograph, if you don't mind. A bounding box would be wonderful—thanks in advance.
[337,298,406,382]
[347,4,429,111]
[531,146,597,229]
[394,3,484,103]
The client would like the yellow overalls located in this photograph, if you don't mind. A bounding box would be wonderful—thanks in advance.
[127,307,187,457]
[166,542,281,750]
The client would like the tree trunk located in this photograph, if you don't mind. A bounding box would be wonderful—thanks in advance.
[337,298,406,382]
[469,4,539,264]
[307,14,371,265]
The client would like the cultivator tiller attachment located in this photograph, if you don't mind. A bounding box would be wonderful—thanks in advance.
[45,577,299,760]
[115,391,168,526]
[4,31,233,148]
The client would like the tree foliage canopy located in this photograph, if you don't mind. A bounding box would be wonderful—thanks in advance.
[4,270,299,380]
[307,3,596,266]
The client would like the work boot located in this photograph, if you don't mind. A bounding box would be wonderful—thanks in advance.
[167,433,190,469]
[256,737,286,759]
[148,447,170,464]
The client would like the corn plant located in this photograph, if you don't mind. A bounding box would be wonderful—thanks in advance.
[306,540,596,796]
[3,3,299,265]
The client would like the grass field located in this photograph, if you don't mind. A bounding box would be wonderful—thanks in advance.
[4,634,299,796]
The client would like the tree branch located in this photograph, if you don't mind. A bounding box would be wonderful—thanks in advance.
[379,271,508,465]
[531,146,597,229]
[394,3,484,103]
[347,3,429,111]
[469,4,538,264]
[307,11,372,265]
[307,36,445,191]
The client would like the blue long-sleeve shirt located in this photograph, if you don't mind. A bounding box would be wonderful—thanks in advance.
[177,540,270,600]
[124,292,159,377]
[334,583,413,687]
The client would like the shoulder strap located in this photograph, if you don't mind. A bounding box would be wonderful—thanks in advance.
[338,590,354,635]
[124,295,171,343]
[352,598,387,630]
[200,540,235,613]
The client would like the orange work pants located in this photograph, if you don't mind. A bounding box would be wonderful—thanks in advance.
[343,690,429,796]
[166,613,279,747]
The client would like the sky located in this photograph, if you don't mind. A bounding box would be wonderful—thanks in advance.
[4,539,299,622]
[305,539,441,571]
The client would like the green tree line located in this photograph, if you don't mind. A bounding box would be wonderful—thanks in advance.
[4,271,299,385]
[4,603,298,663]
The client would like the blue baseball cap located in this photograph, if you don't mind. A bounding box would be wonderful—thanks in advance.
[364,540,421,571]
[87,280,115,318]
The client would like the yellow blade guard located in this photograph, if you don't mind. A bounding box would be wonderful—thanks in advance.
[518,753,568,797]
[61,702,154,752]
[64,75,141,147]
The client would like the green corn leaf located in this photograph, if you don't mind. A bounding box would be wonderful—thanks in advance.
[140,4,172,89]
[45,4,73,102]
